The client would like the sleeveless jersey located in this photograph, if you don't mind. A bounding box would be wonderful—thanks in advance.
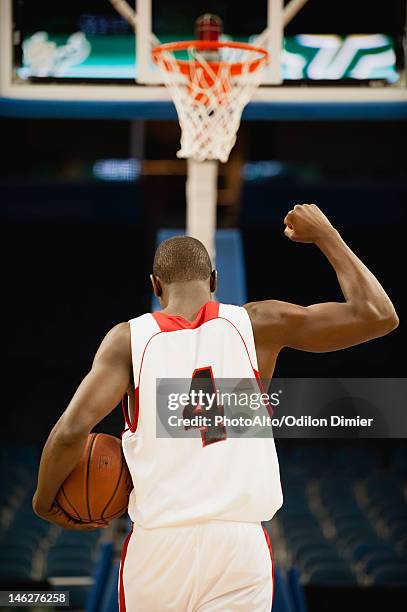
[122,301,283,528]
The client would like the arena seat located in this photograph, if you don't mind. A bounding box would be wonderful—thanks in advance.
[391,448,407,476]
[371,563,407,585]
[331,448,379,476]
[344,541,390,563]
[389,521,407,542]
[291,543,336,560]
[298,551,347,573]
[0,561,33,580]
[361,551,406,573]
[45,530,102,581]
[308,567,357,585]
[0,544,34,565]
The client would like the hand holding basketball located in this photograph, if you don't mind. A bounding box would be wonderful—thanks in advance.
[55,433,132,528]
[284,204,336,244]
[34,499,108,531]
[34,433,132,530]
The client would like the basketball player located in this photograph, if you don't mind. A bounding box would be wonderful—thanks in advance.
[33,205,398,611]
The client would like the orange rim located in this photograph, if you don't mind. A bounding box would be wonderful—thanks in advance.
[152,40,269,77]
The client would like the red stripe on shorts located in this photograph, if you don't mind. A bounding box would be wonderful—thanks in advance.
[262,525,275,607]
[119,524,134,612]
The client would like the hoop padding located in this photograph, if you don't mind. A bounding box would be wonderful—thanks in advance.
[153,40,268,163]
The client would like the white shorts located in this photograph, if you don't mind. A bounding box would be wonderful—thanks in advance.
[119,521,274,612]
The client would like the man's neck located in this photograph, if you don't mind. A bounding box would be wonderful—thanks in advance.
[161,282,213,321]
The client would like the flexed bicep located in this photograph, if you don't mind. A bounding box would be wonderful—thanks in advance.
[246,204,398,357]
[254,300,394,353]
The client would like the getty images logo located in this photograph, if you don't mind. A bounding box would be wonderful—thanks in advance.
[167,388,281,412]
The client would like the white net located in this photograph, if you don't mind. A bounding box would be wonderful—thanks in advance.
[153,43,268,163]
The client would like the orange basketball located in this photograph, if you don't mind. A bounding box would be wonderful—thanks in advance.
[56,433,132,524]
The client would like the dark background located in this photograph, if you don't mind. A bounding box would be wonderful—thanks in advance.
[13,0,405,37]
[2,117,405,444]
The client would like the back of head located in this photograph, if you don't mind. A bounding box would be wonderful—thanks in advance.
[153,236,212,284]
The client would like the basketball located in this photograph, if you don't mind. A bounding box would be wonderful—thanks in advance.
[56,433,132,524]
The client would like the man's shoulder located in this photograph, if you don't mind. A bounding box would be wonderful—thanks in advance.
[104,322,131,353]
[244,300,287,329]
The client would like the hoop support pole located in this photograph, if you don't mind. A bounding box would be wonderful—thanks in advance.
[186,160,218,266]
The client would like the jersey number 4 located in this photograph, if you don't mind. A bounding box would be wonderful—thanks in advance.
[183,367,227,447]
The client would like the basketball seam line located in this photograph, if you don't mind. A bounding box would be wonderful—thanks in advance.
[100,447,126,520]
[103,504,129,521]
[85,432,98,522]
[59,485,81,521]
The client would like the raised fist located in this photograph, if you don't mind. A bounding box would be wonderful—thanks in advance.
[283,204,336,244]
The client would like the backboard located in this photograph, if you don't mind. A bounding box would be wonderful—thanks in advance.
[1,0,406,119]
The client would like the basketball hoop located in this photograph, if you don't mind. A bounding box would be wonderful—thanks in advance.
[152,40,268,163]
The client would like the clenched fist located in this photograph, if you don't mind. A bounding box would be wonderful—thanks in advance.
[284,204,336,244]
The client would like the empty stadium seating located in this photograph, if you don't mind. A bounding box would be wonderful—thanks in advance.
[0,445,104,609]
[276,444,407,588]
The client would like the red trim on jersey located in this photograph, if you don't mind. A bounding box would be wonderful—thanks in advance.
[152,300,219,331]
[128,330,162,433]
[217,317,274,418]
[123,329,162,434]
[262,525,275,607]
[133,387,140,431]
[122,397,131,430]
[121,390,139,434]
[119,524,133,612]
[253,367,273,417]
[123,387,141,434]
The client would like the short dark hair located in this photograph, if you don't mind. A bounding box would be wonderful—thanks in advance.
[153,236,212,283]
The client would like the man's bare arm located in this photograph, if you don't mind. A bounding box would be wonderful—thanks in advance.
[245,204,399,355]
[33,322,132,527]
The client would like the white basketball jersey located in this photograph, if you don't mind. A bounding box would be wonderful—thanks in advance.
[122,301,283,528]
